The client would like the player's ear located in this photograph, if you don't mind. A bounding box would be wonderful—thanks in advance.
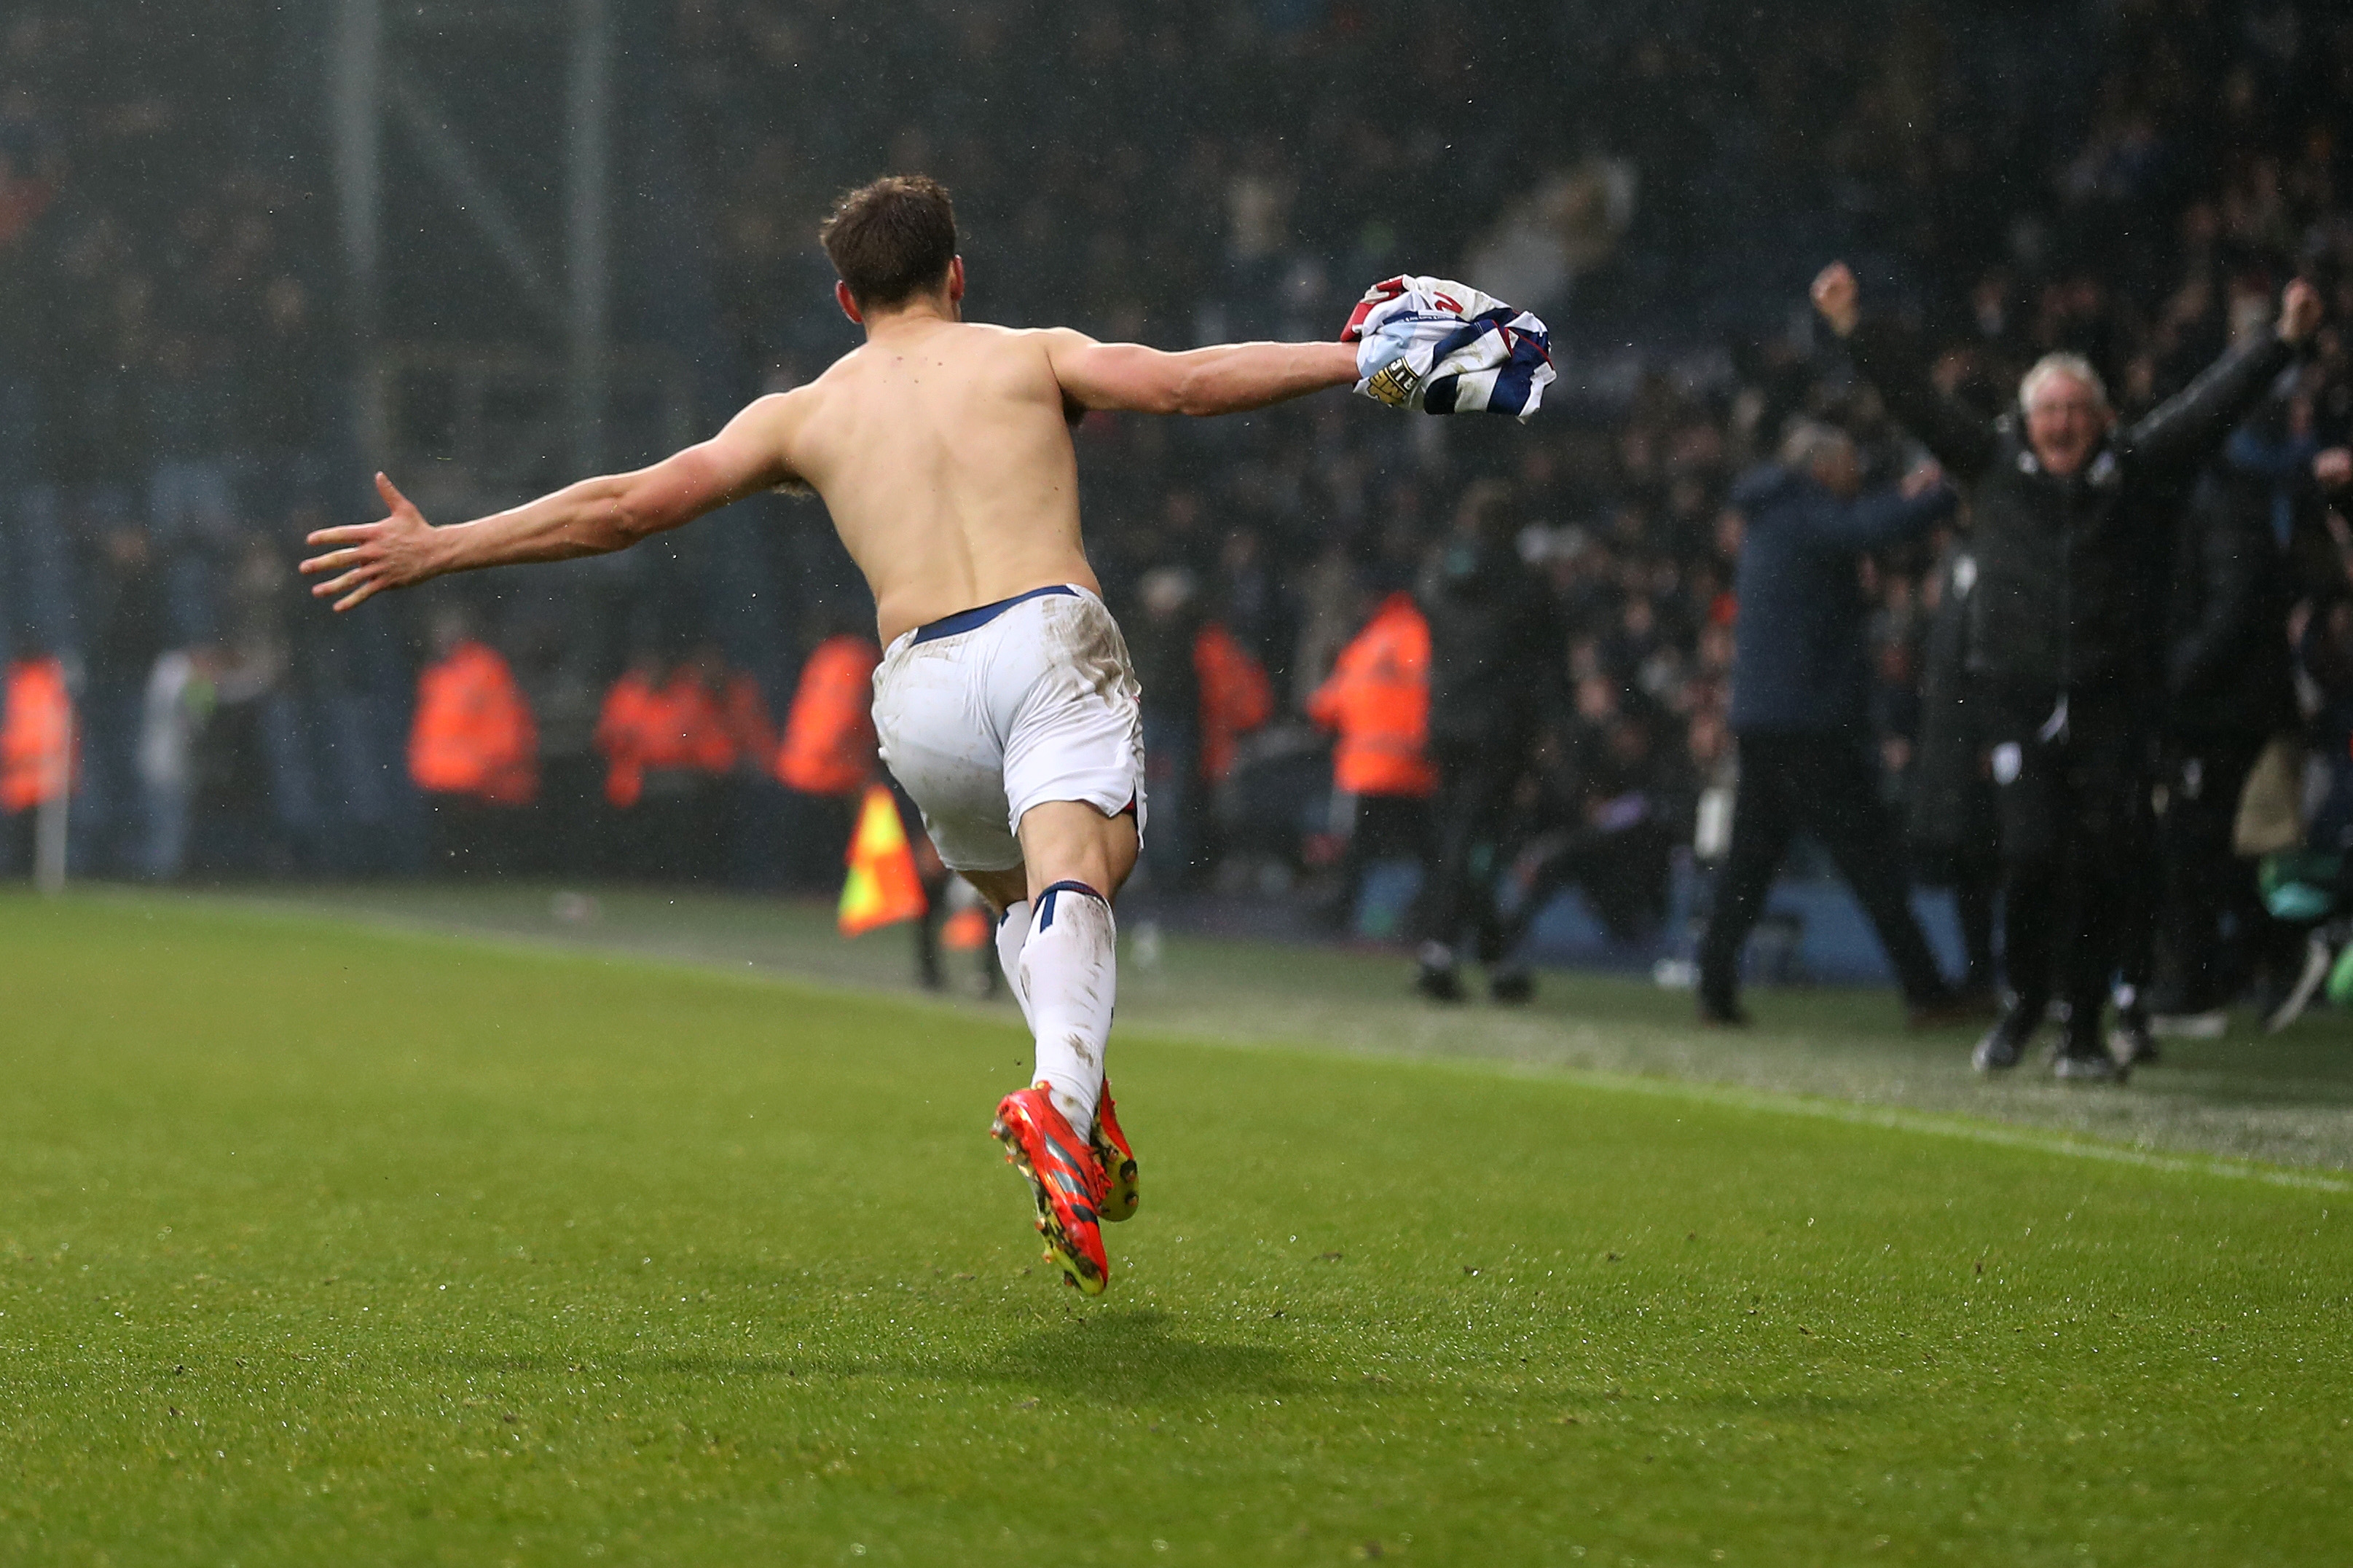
[835,280,863,326]
[946,256,965,303]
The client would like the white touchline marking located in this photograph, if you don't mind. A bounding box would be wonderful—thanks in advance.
[1493,1064,2353,1194]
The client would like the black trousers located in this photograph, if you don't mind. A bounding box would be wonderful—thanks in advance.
[1323,792,1431,933]
[1984,685,2148,1036]
[1418,741,1523,964]
[1699,729,1948,1007]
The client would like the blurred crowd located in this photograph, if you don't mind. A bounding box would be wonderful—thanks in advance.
[0,6,398,877]
[4,0,2353,1034]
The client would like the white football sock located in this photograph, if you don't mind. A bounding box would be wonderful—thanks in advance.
[1018,880,1115,1137]
[994,898,1034,1031]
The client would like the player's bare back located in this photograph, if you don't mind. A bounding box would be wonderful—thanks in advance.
[766,318,1097,646]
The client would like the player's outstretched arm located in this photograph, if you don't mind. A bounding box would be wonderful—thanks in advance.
[1042,330,1359,418]
[300,394,806,612]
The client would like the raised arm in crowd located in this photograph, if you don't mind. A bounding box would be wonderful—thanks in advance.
[1810,261,2322,484]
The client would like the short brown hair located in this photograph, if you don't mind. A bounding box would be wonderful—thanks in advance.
[819,176,958,311]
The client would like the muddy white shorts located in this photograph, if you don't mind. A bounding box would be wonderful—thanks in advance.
[871,584,1147,873]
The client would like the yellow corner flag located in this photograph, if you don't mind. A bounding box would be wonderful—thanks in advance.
[838,783,928,936]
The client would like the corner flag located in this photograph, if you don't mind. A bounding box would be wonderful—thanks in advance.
[838,783,927,936]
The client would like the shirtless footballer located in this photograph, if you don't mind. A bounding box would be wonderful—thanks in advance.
[301,175,1534,1295]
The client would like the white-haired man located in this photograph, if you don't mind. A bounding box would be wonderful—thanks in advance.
[1812,262,2322,1081]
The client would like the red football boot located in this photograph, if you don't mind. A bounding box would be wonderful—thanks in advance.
[1091,1081,1139,1224]
[991,1084,1109,1294]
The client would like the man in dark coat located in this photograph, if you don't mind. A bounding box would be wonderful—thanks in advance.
[1813,261,2322,1080]
[1696,421,1967,1026]
[2140,425,2312,1036]
[1414,480,1563,1001]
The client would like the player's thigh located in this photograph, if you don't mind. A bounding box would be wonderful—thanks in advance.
[999,697,1144,902]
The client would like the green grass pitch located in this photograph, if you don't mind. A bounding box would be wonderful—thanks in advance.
[2,892,2347,1565]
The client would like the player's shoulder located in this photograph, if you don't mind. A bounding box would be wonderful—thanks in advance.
[729,381,817,434]
[960,322,1087,358]
[945,322,1096,356]
[952,323,1086,398]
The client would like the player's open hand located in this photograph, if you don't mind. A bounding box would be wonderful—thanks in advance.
[300,473,444,612]
[1811,262,1860,338]
[2317,446,2352,491]
[2279,278,2324,345]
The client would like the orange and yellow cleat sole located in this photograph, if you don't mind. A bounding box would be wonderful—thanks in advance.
[1091,1081,1139,1224]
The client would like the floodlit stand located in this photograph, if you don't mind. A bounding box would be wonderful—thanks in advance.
[329,0,615,480]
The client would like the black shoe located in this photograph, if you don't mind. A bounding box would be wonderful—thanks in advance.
[1697,992,1751,1028]
[1972,1004,2037,1073]
[1488,967,1534,1004]
[2054,1039,2126,1084]
[1415,964,1464,1003]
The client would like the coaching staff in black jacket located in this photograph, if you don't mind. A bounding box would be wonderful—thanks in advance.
[1696,422,1966,1027]
[1414,479,1563,1001]
[1813,262,2322,1081]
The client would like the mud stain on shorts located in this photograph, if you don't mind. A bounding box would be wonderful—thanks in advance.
[1045,599,1139,701]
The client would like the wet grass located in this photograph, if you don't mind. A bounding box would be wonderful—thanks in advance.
[249,880,2353,1170]
[2,891,2347,1564]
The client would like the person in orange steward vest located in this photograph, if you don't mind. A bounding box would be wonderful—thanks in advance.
[772,626,881,892]
[594,651,666,811]
[1307,588,1436,795]
[1305,588,1436,934]
[2,653,76,878]
[1182,618,1276,878]
[1193,620,1274,787]
[596,642,770,880]
[776,631,881,797]
[410,612,538,876]
[711,655,778,779]
[687,639,777,884]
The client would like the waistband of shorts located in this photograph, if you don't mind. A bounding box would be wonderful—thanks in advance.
[908,584,1083,645]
